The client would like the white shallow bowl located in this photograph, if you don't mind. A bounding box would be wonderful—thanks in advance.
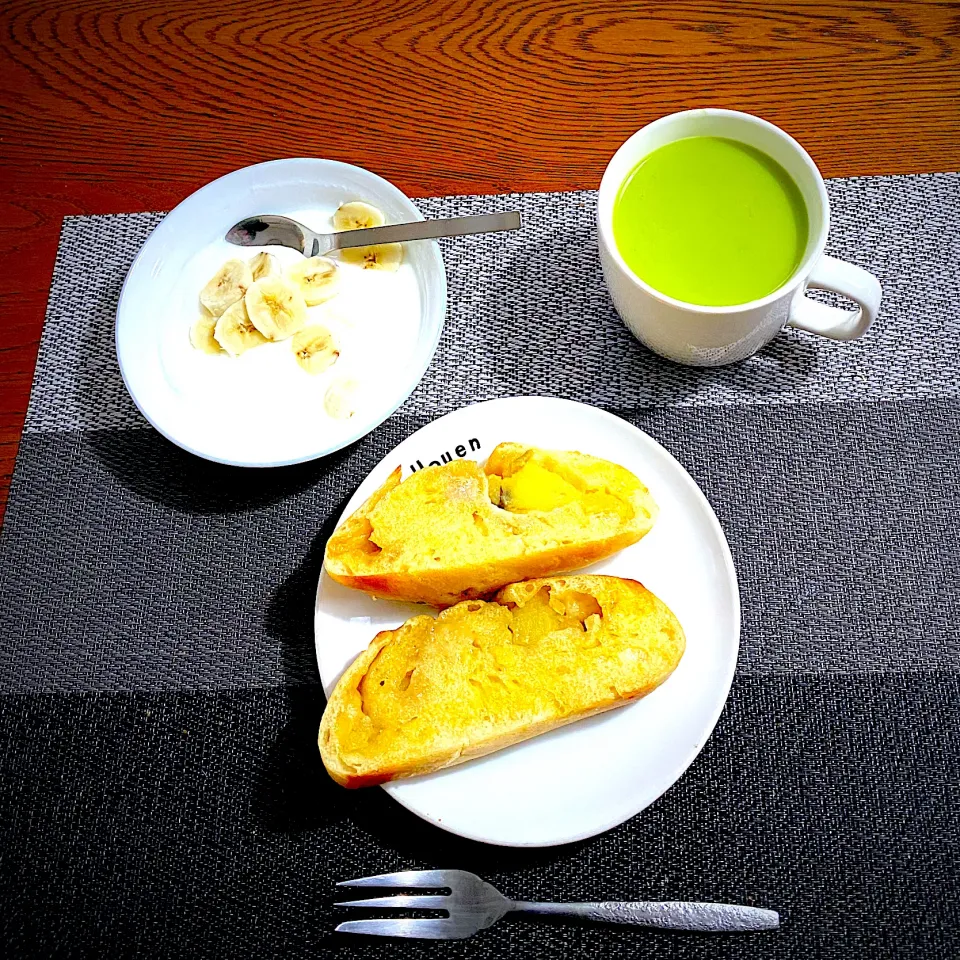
[315,397,740,847]
[116,159,446,466]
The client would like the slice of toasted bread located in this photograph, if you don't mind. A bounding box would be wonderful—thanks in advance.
[323,443,657,608]
[319,575,684,788]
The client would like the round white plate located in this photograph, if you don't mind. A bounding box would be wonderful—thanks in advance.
[116,159,446,466]
[315,397,740,846]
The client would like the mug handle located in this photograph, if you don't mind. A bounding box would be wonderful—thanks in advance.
[788,255,882,341]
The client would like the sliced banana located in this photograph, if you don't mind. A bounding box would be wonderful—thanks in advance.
[332,201,401,270]
[287,256,340,306]
[244,276,308,341]
[324,377,360,419]
[199,259,253,317]
[214,299,268,357]
[332,201,385,231]
[292,325,339,375]
[249,251,281,281]
[190,313,223,355]
[339,242,403,271]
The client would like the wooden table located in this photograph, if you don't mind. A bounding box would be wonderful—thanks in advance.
[2,0,957,522]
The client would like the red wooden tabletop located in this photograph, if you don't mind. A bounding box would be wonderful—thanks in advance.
[2,0,958,523]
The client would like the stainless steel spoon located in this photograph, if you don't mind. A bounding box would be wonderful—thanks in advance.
[225,211,520,258]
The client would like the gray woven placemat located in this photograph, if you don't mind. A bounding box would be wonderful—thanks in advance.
[1,174,958,958]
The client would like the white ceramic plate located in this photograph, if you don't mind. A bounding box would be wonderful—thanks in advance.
[116,159,446,466]
[315,397,739,846]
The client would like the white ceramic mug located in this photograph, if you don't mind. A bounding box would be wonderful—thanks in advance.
[597,109,882,366]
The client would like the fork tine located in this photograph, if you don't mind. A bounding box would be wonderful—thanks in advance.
[335,895,450,910]
[336,918,465,939]
[336,870,451,889]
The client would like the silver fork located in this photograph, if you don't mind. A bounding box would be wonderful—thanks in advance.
[335,870,780,939]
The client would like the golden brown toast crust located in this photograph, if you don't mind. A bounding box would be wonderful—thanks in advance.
[323,444,658,607]
[318,574,685,788]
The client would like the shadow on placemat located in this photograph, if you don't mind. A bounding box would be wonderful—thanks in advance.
[255,506,589,874]
[86,428,356,514]
[644,326,823,399]
[266,509,346,687]
[256,688,588,875]
[734,328,821,391]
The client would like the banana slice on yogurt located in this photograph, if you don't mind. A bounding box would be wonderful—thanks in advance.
[332,201,402,272]
[245,276,308,341]
[324,377,360,419]
[333,201,385,231]
[249,251,282,281]
[287,257,340,305]
[200,259,253,317]
[341,243,402,271]
[214,299,268,356]
[292,325,339,374]
[190,313,223,354]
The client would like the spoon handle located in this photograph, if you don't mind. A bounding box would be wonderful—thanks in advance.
[324,211,521,253]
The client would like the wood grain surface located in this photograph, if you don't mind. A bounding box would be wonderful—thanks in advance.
[1,0,959,521]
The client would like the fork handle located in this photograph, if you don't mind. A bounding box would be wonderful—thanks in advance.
[510,900,779,933]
